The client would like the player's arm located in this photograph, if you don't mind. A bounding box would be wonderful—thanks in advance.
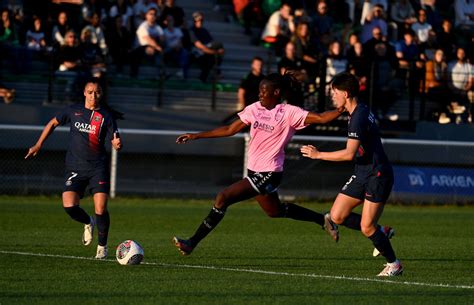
[300,138,360,161]
[304,107,345,125]
[25,118,60,159]
[176,119,248,144]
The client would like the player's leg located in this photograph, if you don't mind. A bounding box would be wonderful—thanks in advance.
[361,200,403,276]
[62,170,94,246]
[173,178,257,255]
[92,192,109,259]
[90,167,111,259]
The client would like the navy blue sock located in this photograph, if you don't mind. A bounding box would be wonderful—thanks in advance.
[285,203,324,225]
[64,206,90,224]
[96,211,110,247]
[342,213,362,230]
[190,207,226,246]
[368,229,396,263]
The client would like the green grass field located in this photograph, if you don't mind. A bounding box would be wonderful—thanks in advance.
[0,196,473,305]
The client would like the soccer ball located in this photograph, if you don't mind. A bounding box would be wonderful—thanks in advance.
[116,240,144,265]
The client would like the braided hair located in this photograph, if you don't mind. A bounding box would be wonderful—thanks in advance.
[263,70,306,107]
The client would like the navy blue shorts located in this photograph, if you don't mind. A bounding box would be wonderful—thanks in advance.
[340,165,394,203]
[246,170,283,194]
[63,167,110,198]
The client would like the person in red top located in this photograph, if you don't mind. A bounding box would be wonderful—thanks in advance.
[25,78,123,259]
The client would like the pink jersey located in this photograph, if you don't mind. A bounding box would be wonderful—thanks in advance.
[238,102,309,172]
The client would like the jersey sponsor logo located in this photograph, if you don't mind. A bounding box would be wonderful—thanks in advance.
[253,121,274,132]
[348,132,358,138]
[255,109,272,121]
[74,122,97,134]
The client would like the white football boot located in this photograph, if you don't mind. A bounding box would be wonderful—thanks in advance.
[95,245,108,259]
[377,259,403,276]
[82,216,95,246]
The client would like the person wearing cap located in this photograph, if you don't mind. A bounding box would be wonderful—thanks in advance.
[190,11,225,82]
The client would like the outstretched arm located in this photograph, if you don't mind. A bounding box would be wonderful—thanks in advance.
[25,118,60,159]
[176,119,248,144]
[304,107,345,125]
[300,138,360,162]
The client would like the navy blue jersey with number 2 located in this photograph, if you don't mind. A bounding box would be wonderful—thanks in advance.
[55,104,119,169]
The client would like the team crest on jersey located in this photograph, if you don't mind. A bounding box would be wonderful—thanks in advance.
[274,107,285,122]
[94,116,101,122]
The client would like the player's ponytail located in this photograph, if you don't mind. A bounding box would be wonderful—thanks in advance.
[263,71,305,107]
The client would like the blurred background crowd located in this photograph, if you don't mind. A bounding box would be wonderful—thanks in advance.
[0,0,472,124]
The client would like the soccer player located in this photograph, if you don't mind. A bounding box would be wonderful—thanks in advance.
[300,72,403,277]
[173,71,345,256]
[25,78,123,259]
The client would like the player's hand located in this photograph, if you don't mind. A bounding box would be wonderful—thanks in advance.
[112,133,122,151]
[176,134,195,144]
[25,144,41,159]
[300,145,319,159]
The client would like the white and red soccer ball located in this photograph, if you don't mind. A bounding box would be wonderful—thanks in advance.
[116,240,144,265]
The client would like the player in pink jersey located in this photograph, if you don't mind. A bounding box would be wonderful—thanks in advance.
[172,72,345,256]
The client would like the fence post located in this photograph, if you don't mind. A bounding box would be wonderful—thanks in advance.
[211,54,218,111]
[110,148,118,198]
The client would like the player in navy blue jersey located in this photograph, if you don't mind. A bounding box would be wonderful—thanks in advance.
[300,72,403,277]
[25,78,123,259]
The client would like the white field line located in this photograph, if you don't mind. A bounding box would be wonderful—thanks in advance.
[1,250,473,290]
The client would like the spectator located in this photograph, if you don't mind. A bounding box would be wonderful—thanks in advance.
[79,27,106,79]
[347,41,368,94]
[0,8,19,45]
[133,0,160,29]
[447,47,473,122]
[360,0,389,25]
[109,0,134,31]
[130,7,164,78]
[436,19,457,61]
[390,0,417,39]
[370,42,399,121]
[190,11,225,82]
[51,11,71,47]
[222,56,265,124]
[162,15,190,80]
[423,48,449,123]
[454,0,474,33]
[82,12,108,56]
[105,15,133,74]
[26,16,47,52]
[57,30,84,100]
[278,41,303,75]
[260,3,295,56]
[309,1,334,51]
[360,4,388,44]
[411,9,432,48]
[291,22,319,82]
[81,0,107,26]
[159,0,185,28]
[326,40,348,85]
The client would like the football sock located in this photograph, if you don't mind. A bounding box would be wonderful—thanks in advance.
[342,212,362,230]
[368,229,396,263]
[189,206,226,246]
[64,206,90,224]
[96,211,110,247]
[284,203,324,225]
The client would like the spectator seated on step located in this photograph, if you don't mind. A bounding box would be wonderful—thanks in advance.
[260,3,295,56]
[189,11,224,82]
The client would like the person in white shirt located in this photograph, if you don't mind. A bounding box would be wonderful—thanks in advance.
[411,9,432,45]
[260,3,295,56]
[163,15,189,79]
[130,7,164,77]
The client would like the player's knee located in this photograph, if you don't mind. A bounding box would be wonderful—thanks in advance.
[214,192,229,210]
[330,213,345,225]
[361,224,376,237]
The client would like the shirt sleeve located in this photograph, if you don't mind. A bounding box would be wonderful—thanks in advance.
[237,105,253,125]
[55,106,71,126]
[288,105,308,130]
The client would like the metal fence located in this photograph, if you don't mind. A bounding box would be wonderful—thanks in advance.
[1,124,473,204]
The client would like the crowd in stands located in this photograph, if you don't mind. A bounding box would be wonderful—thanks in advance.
[235,0,473,124]
[0,0,225,95]
[0,0,472,124]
